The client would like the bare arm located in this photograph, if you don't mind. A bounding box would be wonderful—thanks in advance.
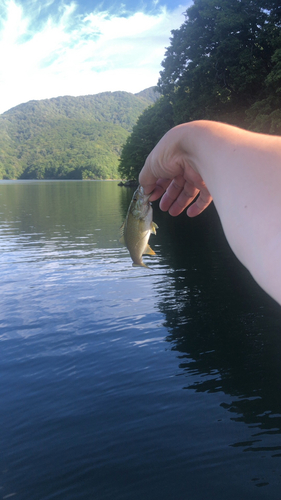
[139,120,281,305]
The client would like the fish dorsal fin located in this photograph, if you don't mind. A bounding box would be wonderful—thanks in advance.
[143,244,156,256]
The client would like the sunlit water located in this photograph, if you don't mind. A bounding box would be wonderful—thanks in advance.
[0,180,281,500]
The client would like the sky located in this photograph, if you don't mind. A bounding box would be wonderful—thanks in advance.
[0,0,192,114]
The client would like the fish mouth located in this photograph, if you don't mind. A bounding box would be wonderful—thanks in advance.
[137,185,150,202]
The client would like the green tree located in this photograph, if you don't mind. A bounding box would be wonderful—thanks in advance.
[246,46,281,133]
[118,97,174,180]
[158,0,281,127]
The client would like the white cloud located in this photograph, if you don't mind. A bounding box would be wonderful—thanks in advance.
[0,0,188,113]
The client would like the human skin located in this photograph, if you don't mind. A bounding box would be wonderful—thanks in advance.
[139,120,281,305]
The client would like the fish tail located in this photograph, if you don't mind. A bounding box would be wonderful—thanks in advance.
[132,262,152,269]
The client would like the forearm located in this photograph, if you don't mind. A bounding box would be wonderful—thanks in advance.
[185,121,281,303]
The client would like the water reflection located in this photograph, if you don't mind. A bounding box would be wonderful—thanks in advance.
[153,202,281,461]
[0,181,134,265]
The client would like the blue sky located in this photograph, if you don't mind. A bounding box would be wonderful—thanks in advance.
[0,0,192,113]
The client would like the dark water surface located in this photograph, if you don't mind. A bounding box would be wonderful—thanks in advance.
[0,180,281,500]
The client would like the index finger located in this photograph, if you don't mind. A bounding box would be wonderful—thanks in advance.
[148,178,172,201]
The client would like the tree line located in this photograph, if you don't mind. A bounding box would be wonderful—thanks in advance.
[118,0,281,180]
[0,90,157,180]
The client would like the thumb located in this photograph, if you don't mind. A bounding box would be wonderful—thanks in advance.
[138,158,158,195]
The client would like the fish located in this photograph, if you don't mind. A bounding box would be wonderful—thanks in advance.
[120,185,158,268]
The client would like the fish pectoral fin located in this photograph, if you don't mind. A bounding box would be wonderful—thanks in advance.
[119,235,125,244]
[143,244,156,256]
[150,222,158,235]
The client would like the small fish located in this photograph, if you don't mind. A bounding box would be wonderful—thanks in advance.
[120,185,158,268]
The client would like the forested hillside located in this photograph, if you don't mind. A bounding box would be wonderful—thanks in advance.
[119,0,281,180]
[0,88,159,179]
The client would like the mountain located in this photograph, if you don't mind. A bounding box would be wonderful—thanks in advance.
[0,88,159,180]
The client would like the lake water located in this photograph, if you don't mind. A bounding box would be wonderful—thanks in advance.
[0,180,281,500]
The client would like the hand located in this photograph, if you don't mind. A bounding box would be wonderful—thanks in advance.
[139,126,213,217]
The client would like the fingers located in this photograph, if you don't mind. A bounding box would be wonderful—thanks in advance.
[148,179,172,202]
[186,189,213,217]
[159,175,199,215]
[159,175,185,211]
[140,163,213,217]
